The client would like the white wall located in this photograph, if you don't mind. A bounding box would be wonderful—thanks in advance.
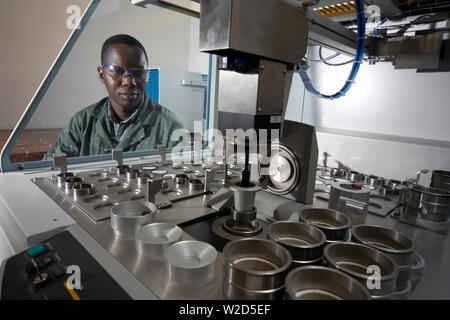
[285,46,450,184]
[25,0,208,130]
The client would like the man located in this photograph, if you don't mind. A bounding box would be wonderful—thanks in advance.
[44,34,183,160]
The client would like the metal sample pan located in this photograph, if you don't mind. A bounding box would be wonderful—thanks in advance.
[223,217,262,236]
[222,238,292,300]
[299,207,351,241]
[324,242,398,297]
[285,266,371,300]
[110,201,158,238]
[352,225,415,290]
[136,223,183,259]
[165,240,217,285]
[268,221,326,262]
[407,186,450,222]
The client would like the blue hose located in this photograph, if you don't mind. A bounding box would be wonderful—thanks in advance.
[299,0,366,99]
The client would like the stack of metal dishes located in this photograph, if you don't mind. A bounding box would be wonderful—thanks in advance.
[222,238,292,300]
[324,242,398,299]
[285,266,371,300]
[268,221,326,267]
[298,207,351,243]
[406,185,450,223]
[352,225,415,292]
[430,170,450,191]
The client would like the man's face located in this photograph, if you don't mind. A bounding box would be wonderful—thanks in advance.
[98,43,148,111]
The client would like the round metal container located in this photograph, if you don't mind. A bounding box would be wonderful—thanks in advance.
[73,183,95,198]
[285,266,371,300]
[110,201,158,238]
[56,172,74,185]
[222,238,292,300]
[410,251,426,289]
[268,222,326,262]
[407,185,450,222]
[137,173,152,187]
[135,223,183,259]
[347,171,365,183]
[298,207,351,241]
[166,240,217,285]
[330,168,347,178]
[352,225,415,290]
[431,170,450,191]
[64,176,83,191]
[324,242,398,296]
[116,165,130,175]
[366,175,385,190]
[174,174,189,187]
[188,179,204,193]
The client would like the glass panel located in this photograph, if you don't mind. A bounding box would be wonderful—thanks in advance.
[10,0,209,163]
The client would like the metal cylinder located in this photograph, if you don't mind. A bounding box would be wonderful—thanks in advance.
[347,171,365,183]
[299,207,351,242]
[73,183,95,198]
[324,242,398,297]
[268,221,326,263]
[351,225,415,291]
[431,170,450,192]
[126,168,140,180]
[329,182,370,225]
[116,165,130,175]
[366,175,385,190]
[285,266,371,300]
[188,179,204,193]
[166,240,217,285]
[407,185,450,222]
[56,172,74,186]
[174,174,189,188]
[135,223,183,260]
[330,168,347,178]
[222,238,292,300]
[229,182,262,212]
[110,201,158,238]
[64,176,83,191]
[231,207,257,224]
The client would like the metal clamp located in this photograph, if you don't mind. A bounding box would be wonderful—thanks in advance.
[53,153,67,174]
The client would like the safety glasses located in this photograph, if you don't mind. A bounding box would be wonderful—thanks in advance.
[100,64,150,82]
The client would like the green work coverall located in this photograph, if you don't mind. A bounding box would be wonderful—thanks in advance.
[43,94,183,159]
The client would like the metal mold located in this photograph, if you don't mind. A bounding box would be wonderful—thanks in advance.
[135,223,183,259]
[285,266,371,300]
[324,242,398,296]
[366,175,385,190]
[352,225,415,290]
[222,238,292,300]
[268,221,326,262]
[165,240,217,285]
[299,207,351,241]
[230,182,262,212]
[56,172,74,185]
[231,207,257,224]
[110,201,158,238]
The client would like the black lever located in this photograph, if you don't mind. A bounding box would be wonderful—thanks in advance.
[241,137,250,187]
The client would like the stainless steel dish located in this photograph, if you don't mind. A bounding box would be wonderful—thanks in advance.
[285,266,371,300]
[324,242,398,297]
[222,238,292,300]
[135,223,183,259]
[298,207,351,241]
[110,201,158,238]
[268,221,326,262]
[352,225,415,290]
[407,185,450,222]
[222,217,262,236]
[165,240,217,285]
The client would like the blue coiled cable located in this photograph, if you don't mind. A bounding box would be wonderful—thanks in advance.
[299,0,366,99]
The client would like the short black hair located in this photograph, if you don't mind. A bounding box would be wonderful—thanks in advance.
[101,34,148,65]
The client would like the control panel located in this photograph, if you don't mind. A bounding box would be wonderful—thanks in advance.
[1,230,131,300]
